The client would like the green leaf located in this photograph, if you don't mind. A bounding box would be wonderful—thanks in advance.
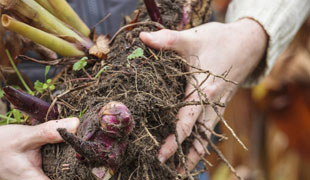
[44,65,51,80]
[43,83,49,89]
[46,79,52,84]
[49,85,55,91]
[34,80,44,93]
[127,48,144,60]
[73,57,88,71]
[79,108,87,118]
[12,109,21,123]
[95,66,108,79]
[0,88,4,99]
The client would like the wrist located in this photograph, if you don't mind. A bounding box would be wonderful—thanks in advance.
[226,18,268,83]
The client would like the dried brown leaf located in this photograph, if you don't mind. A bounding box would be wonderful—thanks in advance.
[89,35,110,59]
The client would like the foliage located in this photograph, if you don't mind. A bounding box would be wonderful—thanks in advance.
[0,109,26,126]
[34,66,55,93]
[73,57,88,71]
[95,66,108,79]
[78,108,87,118]
[127,48,144,60]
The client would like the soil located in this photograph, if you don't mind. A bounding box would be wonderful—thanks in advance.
[41,0,212,179]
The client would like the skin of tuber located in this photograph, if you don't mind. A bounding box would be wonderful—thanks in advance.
[57,101,134,179]
[3,86,58,124]
[143,0,163,24]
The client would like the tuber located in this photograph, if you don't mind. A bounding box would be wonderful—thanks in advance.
[143,0,163,24]
[57,101,134,180]
[3,86,58,124]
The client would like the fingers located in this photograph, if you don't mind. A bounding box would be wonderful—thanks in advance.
[158,88,202,162]
[140,29,180,50]
[21,118,80,150]
[140,29,195,55]
[177,135,209,175]
[178,108,220,174]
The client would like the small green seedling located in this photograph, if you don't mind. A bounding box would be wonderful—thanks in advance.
[34,79,55,93]
[95,66,108,79]
[127,48,144,60]
[34,65,55,93]
[73,57,88,71]
[78,108,87,118]
[44,65,51,80]
[0,88,4,99]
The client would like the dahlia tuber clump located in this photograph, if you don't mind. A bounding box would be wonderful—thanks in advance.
[58,102,134,180]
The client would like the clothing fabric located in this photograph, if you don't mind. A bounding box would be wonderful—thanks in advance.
[226,0,310,86]
[68,0,137,35]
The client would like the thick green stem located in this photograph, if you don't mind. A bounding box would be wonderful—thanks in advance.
[2,15,85,57]
[35,0,90,37]
[0,0,92,48]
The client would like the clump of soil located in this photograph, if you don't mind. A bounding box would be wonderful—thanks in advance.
[42,0,212,179]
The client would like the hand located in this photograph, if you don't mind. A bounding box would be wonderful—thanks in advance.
[0,118,79,180]
[140,18,267,173]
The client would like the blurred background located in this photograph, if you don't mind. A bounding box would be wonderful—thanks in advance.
[209,1,310,180]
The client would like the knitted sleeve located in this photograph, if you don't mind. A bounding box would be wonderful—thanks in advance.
[225,0,310,86]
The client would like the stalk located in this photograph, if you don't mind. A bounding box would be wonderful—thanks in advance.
[3,86,59,123]
[0,0,92,48]
[6,50,34,95]
[35,0,90,37]
[2,15,84,57]
[143,0,163,24]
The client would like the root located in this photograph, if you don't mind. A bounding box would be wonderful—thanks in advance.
[211,104,248,151]
[203,131,244,180]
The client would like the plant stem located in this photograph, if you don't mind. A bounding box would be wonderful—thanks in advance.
[35,0,90,37]
[143,0,162,24]
[0,0,92,48]
[2,15,85,57]
[5,49,34,95]
[0,114,18,125]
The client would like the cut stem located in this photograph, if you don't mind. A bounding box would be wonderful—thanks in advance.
[35,0,90,37]
[143,0,162,24]
[2,15,84,57]
[0,0,92,48]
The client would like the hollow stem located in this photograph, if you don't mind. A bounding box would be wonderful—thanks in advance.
[35,0,90,37]
[0,0,92,48]
[2,15,84,56]
[143,0,162,24]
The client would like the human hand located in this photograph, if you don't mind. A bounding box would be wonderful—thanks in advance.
[140,18,267,173]
[0,118,79,180]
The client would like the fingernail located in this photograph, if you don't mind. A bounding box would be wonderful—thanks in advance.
[158,154,166,163]
[62,118,79,133]
[142,32,155,42]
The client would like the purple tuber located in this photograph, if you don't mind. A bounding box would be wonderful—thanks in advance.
[3,86,58,124]
[57,101,134,180]
[143,0,163,24]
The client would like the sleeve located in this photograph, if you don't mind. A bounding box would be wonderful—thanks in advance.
[225,0,310,86]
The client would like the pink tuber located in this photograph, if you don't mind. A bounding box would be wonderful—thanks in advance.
[57,101,134,179]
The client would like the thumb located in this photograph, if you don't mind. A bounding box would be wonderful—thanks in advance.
[140,29,188,53]
[22,118,80,150]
